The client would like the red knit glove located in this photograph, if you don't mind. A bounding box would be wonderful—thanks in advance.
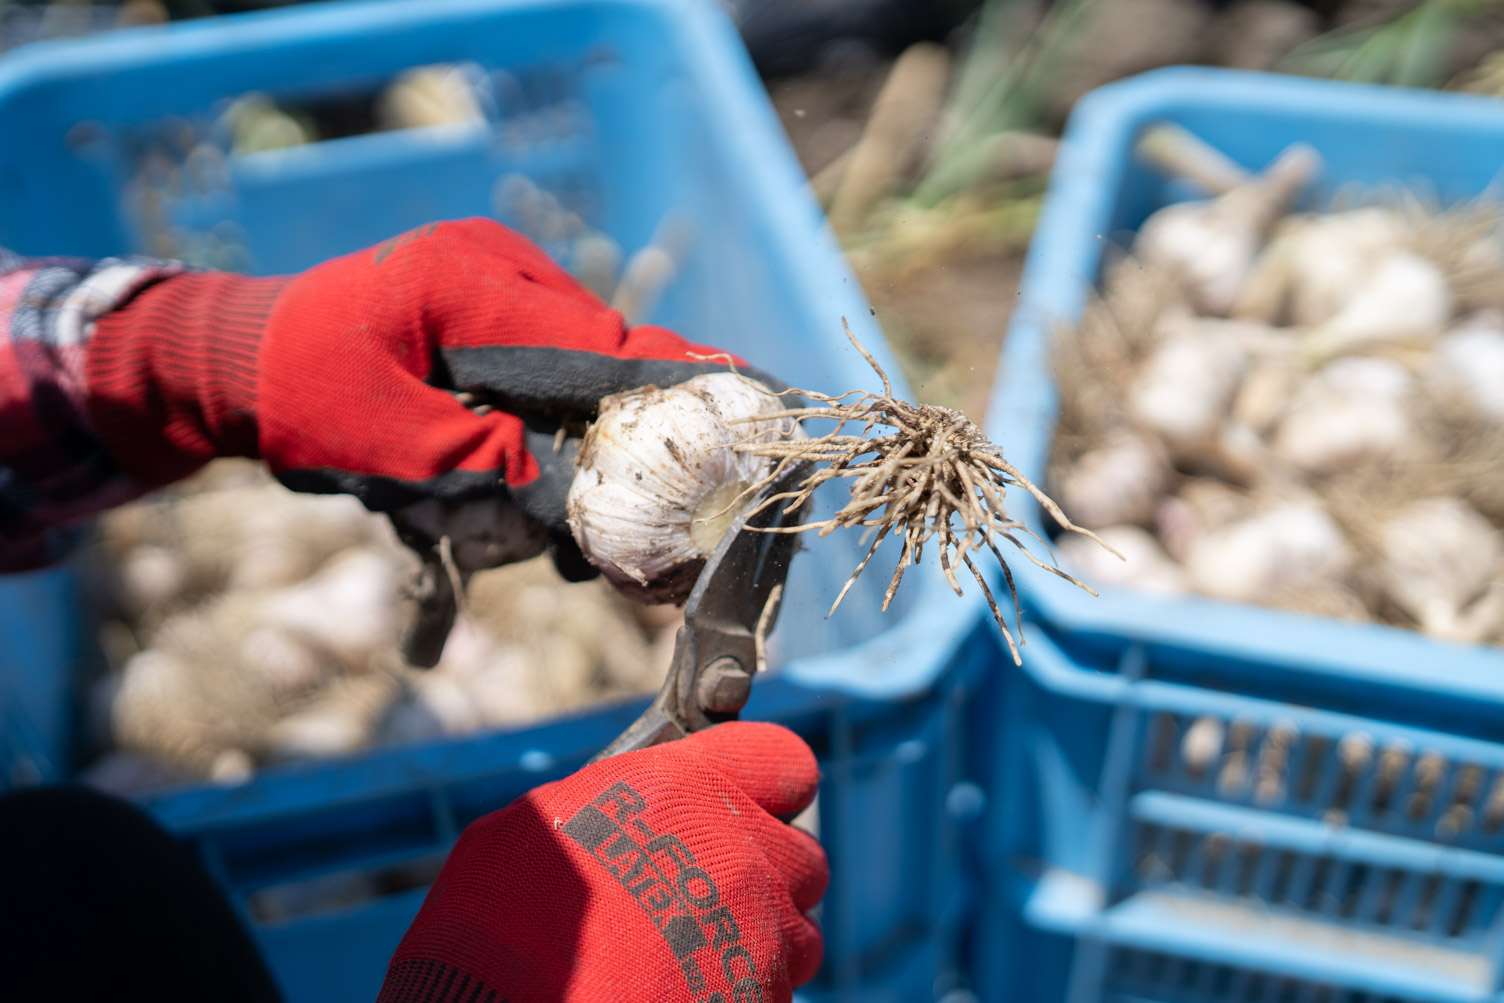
[377,722,827,1003]
[85,218,769,543]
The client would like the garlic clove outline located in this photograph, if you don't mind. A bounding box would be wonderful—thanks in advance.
[566,373,800,604]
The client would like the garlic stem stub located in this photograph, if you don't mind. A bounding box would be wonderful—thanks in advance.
[566,373,800,603]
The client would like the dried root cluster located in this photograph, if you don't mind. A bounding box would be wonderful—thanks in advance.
[738,322,1113,664]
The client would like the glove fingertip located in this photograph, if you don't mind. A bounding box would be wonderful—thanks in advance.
[686,721,820,817]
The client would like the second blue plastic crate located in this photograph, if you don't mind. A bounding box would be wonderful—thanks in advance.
[967,67,1504,1003]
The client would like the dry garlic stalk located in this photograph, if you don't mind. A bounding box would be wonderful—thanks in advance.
[737,320,1116,664]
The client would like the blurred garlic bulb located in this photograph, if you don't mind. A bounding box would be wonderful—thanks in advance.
[1302,251,1452,361]
[255,548,406,665]
[117,544,191,617]
[376,64,486,132]
[1135,144,1319,316]
[1426,312,1504,424]
[1056,430,1170,529]
[1156,478,1254,563]
[1058,524,1187,595]
[1235,208,1406,326]
[1233,353,1302,436]
[567,373,798,603]
[1380,497,1503,643]
[222,93,315,156]
[1272,357,1414,475]
[1184,501,1351,603]
[1129,329,1248,459]
[264,674,398,763]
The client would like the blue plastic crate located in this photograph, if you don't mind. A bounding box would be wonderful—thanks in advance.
[969,68,1504,1002]
[0,0,989,999]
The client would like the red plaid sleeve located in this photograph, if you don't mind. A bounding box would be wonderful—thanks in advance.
[0,247,187,572]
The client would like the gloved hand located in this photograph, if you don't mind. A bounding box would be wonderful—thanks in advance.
[376,722,827,1003]
[85,218,772,578]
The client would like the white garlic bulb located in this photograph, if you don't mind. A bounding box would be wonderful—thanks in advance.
[255,548,406,665]
[1057,524,1187,595]
[1426,312,1504,425]
[1272,357,1414,475]
[1129,328,1248,459]
[1056,430,1170,529]
[1234,208,1407,326]
[1380,497,1503,643]
[1184,501,1351,603]
[1302,250,1453,361]
[1135,144,1318,316]
[567,373,798,603]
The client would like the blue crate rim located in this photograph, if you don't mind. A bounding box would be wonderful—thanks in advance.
[987,66,1504,705]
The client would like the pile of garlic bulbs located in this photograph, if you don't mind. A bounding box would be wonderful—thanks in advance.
[81,459,677,794]
[1051,134,1504,648]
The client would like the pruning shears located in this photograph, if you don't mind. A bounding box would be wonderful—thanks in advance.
[591,462,812,762]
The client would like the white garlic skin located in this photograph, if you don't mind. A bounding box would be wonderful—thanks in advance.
[567,373,796,603]
[1058,524,1187,595]
[1302,250,1452,361]
[1056,431,1170,529]
[1135,144,1317,316]
[1129,328,1248,458]
[1426,312,1504,425]
[1272,357,1414,475]
[1235,208,1406,326]
[1380,497,1503,642]
[1184,501,1351,603]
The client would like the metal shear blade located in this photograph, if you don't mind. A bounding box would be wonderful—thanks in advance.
[591,462,812,762]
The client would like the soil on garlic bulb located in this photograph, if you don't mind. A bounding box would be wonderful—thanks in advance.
[1050,146,1504,648]
[79,459,677,794]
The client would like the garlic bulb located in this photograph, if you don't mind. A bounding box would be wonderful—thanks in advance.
[1184,501,1351,603]
[1380,497,1503,643]
[1056,430,1170,529]
[1058,524,1187,595]
[375,64,485,132]
[1156,478,1254,562]
[1272,357,1414,476]
[1234,208,1406,326]
[1426,312,1504,425]
[255,548,406,665]
[1129,328,1248,459]
[567,373,798,603]
[1302,250,1452,361]
[1135,144,1318,316]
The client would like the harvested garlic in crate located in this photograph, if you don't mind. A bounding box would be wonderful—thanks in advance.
[1301,250,1452,361]
[1128,327,1248,460]
[566,373,799,603]
[1426,312,1504,425]
[1183,501,1351,603]
[1135,144,1318,316]
[1234,208,1407,326]
[1272,357,1414,476]
[1054,430,1170,529]
[1380,497,1504,643]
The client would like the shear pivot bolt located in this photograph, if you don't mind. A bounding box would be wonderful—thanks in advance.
[697,656,752,715]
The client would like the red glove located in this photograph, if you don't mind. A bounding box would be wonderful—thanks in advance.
[376,722,827,1002]
[85,219,772,559]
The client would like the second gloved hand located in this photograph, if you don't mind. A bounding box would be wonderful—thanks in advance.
[377,722,827,1002]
